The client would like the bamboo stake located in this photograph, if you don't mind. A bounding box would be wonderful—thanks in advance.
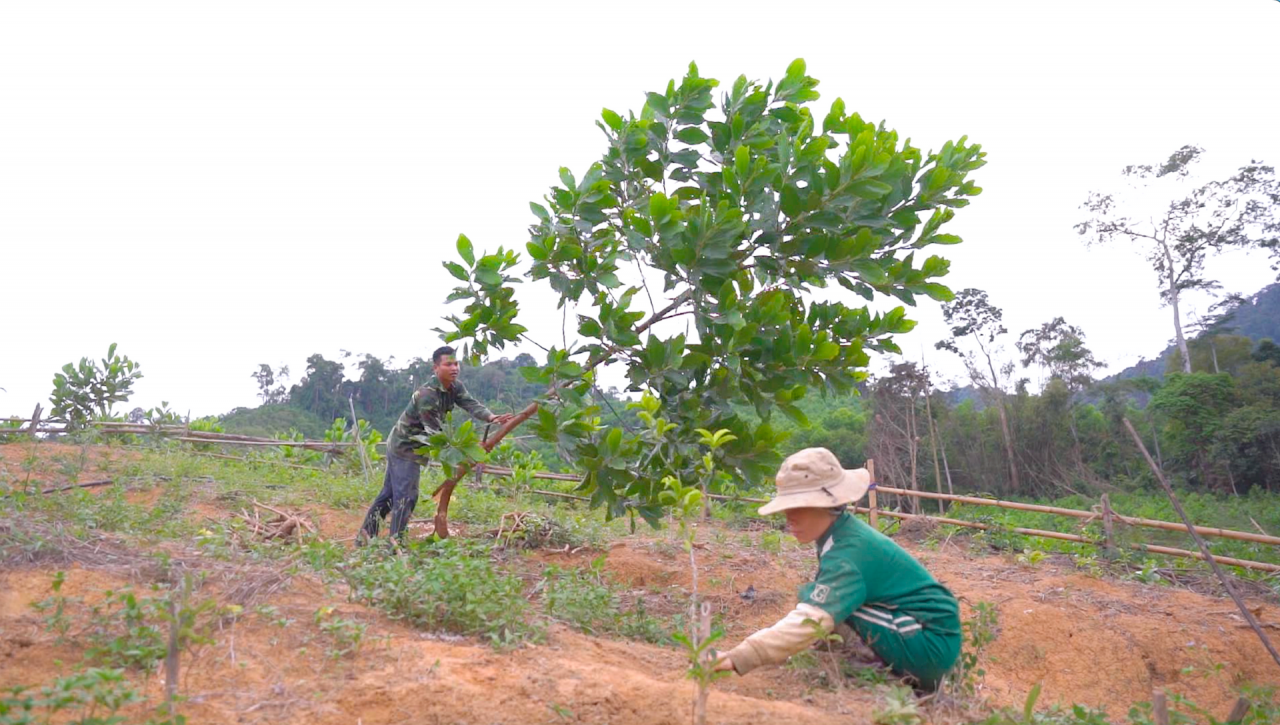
[1102,494,1115,554]
[1153,691,1169,725]
[348,396,374,488]
[1224,697,1250,724]
[867,459,879,530]
[1124,418,1280,670]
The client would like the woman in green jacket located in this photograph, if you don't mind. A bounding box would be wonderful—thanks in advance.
[715,447,962,690]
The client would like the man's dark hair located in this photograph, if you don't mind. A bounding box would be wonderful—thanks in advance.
[432,346,457,365]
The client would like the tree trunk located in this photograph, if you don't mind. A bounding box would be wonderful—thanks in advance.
[1162,236,1192,374]
[906,395,920,515]
[940,437,955,495]
[431,402,539,538]
[996,400,1020,492]
[924,393,946,514]
[978,338,1021,492]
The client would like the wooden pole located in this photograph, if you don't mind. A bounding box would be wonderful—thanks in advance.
[924,392,945,515]
[872,485,1280,546]
[348,396,374,487]
[846,505,1280,572]
[165,596,180,702]
[26,404,42,434]
[866,459,879,530]
[1152,691,1169,725]
[1101,493,1115,555]
[1124,418,1280,671]
[1224,698,1250,724]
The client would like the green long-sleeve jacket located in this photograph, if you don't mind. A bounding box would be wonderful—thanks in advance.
[386,377,495,463]
[727,512,960,677]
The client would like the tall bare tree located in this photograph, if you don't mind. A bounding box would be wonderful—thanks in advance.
[1077,146,1280,373]
[936,289,1020,491]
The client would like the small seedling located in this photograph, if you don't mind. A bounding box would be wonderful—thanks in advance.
[31,571,74,643]
[873,685,923,725]
[314,606,367,659]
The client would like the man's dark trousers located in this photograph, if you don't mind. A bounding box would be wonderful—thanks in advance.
[358,454,422,542]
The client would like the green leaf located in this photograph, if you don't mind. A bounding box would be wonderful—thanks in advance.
[814,342,840,361]
[785,58,806,79]
[456,234,475,266]
[529,202,551,221]
[734,146,749,176]
[526,241,549,261]
[578,317,602,338]
[778,403,810,428]
[851,180,893,198]
[558,167,576,190]
[674,127,710,145]
[601,108,623,132]
[931,234,963,245]
[780,184,803,218]
[921,283,953,301]
[443,262,469,282]
[645,92,669,117]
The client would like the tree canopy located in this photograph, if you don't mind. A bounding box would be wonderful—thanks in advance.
[436,59,985,524]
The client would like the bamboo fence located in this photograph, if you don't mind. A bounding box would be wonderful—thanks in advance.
[5,419,1279,572]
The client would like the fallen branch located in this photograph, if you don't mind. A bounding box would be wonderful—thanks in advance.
[40,479,115,494]
[1124,418,1280,672]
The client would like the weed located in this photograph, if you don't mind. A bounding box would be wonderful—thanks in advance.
[313,607,367,659]
[873,685,923,725]
[84,582,219,673]
[1015,548,1048,567]
[944,600,999,699]
[30,571,74,643]
[614,598,670,645]
[548,702,575,720]
[339,539,537,647]
[847,662,893,686]
[254,605,294,628]
[0,667,140,725]
[1126,559,1167,586]
[85,588,168,670]
[760,530,784,553]
[541,561,616,634]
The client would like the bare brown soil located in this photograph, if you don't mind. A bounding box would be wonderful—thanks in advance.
[2,444,1278,724]
[0,440,135,487]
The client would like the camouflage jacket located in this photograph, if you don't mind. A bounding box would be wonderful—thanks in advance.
[387,377,495,462]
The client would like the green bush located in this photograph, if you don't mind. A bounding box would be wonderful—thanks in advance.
[1,668,139,725]
[339,539,536,647]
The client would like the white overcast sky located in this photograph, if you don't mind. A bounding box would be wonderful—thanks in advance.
[2,0,1278,418]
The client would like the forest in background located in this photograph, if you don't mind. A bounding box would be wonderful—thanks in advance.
[221,282,1280,499]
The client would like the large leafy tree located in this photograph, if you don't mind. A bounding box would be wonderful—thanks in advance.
[1076,146,1280,373]
[1017,317,1101,392]
[436,60,985,527]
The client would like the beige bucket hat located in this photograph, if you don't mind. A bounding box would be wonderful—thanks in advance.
[758,447,872,515]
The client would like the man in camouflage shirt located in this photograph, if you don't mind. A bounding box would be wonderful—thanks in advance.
[356,345,512,544]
